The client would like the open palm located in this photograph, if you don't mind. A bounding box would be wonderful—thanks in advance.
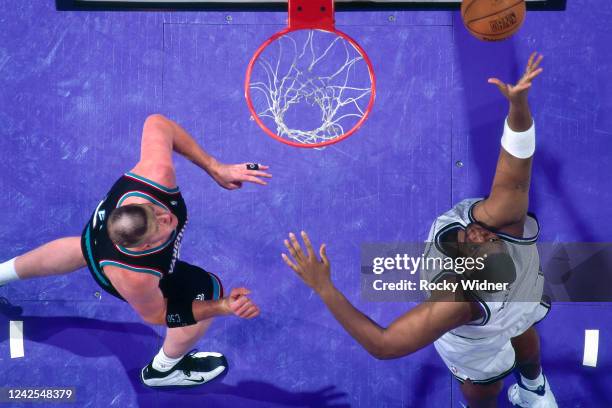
[488,52,543,103]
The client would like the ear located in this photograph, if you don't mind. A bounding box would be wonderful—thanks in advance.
[158,212,173,225]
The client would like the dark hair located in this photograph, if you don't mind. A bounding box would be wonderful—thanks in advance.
[107,205,151,247]
[439,228,461,258]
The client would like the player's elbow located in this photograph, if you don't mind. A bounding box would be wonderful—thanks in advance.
[368,337,399,360]
[369,333,414,360]
[370,349,391,360]
[144,113,170,127]
[143,114,175,136]
[370,347,403,360]
[370,346,402,360]
[492,206,527,228]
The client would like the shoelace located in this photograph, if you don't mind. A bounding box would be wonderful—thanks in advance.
[180,349,200,376]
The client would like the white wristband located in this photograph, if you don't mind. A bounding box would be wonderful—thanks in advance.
[501,117,535,159]
[0,257,19,285]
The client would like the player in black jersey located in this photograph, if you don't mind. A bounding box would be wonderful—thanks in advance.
[0,114,270,387]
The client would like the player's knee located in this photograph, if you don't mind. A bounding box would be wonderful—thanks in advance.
[461,380,503,400]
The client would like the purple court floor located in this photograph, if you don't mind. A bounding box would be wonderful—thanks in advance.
[1,1,611,407]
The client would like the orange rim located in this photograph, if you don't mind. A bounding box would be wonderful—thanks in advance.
[245,27,376,148]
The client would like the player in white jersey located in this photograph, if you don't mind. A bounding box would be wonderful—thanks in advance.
[282,53,557,408]
[422,196,553,405]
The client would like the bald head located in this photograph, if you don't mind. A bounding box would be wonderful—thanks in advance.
[107,204,154,247]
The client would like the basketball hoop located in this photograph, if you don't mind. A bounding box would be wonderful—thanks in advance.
[245,0,376,148]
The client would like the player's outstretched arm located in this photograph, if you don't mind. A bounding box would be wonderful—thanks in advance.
[131,114,271,190]
[473,52,543,235]
[282,232,473,359]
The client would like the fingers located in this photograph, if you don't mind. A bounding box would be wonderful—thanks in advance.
[230,163,272,186]
[230,294,249,309]
[281,253,299,273]
[526,67,543,82]
[514,83,533,93]
[284,238,302,262]
[284,232,327,266]
[526,51,537,71]
[245,170,272,179]
[242,164,272,178]
[319,244,329,266]
[227,287,260,319]
[230,287,251,299]
[235,300,260,319]
[288,232,305,260]
[526,52,543,73]
[488,78,509,95]
[518,65,543,89]
[240,306,259,319]
[242,175,268,186]
[234,297,256,315]
[243,163,270,171]
[300,231,315,259]
[242,304,260,319]
[531,54,543,71]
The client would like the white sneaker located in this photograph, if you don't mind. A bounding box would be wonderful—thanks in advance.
[141,350,227,388]
[508,374,558,408]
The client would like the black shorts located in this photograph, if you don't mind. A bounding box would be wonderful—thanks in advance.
[87,259,223,303]
[159,261,224,302]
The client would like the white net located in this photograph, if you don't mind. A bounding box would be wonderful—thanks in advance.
[248,29,374,146]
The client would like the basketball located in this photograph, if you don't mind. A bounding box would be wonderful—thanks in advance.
[461,0,526,41]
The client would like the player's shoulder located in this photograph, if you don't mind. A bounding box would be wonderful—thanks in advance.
[447,198,482,219]
[127,163,177,192]
[427,198,483,238]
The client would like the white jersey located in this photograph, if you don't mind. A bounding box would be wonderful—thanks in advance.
[421,198,545,341]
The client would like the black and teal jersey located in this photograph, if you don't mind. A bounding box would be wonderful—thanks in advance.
[81,172,188,299]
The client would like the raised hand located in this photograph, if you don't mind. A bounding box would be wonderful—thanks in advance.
[488,52,543,103]
[224,287,260,319]
[282,231,332,294]
[212,162,272,190]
